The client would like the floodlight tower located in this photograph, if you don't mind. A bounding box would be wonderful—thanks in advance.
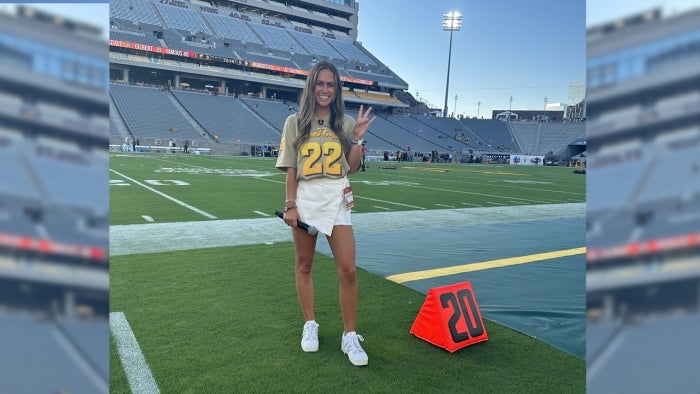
[454,94,459,118]
[442,11,462,118]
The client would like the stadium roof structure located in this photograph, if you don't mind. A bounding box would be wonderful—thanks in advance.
[108,0,410,107]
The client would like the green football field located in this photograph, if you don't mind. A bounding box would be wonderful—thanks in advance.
[109,152,586,393]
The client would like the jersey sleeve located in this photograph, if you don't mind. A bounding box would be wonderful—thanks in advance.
[275,114,298,170]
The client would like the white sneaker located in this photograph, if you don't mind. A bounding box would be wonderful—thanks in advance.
[341,331,368,366]
[301,320,319,352]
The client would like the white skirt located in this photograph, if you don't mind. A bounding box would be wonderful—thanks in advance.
[296,176,352,236]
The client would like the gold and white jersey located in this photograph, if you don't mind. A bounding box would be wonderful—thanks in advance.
[276,113,356,181]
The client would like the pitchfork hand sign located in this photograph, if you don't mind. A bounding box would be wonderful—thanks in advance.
[353,105,376,141]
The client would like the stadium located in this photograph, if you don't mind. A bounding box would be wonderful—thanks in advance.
[0,5,109,393]
[586,7,700,393]
[107,0,586,164]
[108,0,586,392]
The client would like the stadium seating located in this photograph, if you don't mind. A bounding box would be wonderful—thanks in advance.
[353,90,404,105]
[249,22,307,54]
[110,30,163,47]
[238,51,300,69]
[289,29,342,60]
[509,122,586,155]
[587,147,651,213]
[637,128,700,204]
[110,83,202,141]
[56,317,110,379]
[352,110,444,153]
[109,0,408,90]
[240,97,294,132]
[0,312,107,393]
[107,0,587,160]
[586,320,621,365]
[639,198,700,241]
[110,0,162,26]
[0,196,42,238]
[155,2,211,35]
[509,122,538,153]
[587,129,700,250]
[0,130,41,202]
[587,313,700,394]
[586,209,638,249]
[200,12,261,44]
[542,122,586,153]
[172,90,280,144]
[26,139,106,213]
[410,115,481,151]
[381,114,452,151]
[327,39,376,65]
[109,102,129,141]
[460,119,518,151]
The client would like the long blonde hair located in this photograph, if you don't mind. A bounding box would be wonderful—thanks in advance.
[294,61,351,152]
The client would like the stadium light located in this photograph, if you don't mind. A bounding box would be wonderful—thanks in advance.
[442,11,462,118]
[454,94,458,118]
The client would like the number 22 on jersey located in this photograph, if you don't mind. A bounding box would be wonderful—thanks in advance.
[300,141,342,177]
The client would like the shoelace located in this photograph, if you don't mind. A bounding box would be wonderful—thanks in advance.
[303,323,318,339]
[345,334,365,354]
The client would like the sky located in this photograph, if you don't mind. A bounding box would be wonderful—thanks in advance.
[356,0,586,118]
[24,0,700,118]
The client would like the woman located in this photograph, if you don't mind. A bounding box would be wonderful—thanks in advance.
[275,60,375,366]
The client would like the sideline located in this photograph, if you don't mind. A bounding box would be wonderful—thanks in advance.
[110,203,585,256]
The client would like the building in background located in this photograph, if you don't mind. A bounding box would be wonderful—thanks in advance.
[586,6,700,392]
[0,5,108,393]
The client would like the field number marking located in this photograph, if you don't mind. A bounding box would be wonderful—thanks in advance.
[110,169,217,219]
[144,180,190,186]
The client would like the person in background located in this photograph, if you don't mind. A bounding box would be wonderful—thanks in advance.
[360,141,367,172]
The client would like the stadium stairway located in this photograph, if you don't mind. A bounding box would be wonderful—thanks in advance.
[240,99,284,137]
[506,121,530,153]
[410,115,475,152]
[378,114,453,152]
[165,89,212,141]
[455,119,493,148]
[586,320,624,367]
[108,95,131,141]
[365,128,404,152]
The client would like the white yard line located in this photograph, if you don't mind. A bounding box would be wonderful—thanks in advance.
[110,169,217,219]
[110,312,160,394]
[354,195,425,210]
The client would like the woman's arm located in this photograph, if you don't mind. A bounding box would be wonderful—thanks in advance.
[283,167,300,227]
